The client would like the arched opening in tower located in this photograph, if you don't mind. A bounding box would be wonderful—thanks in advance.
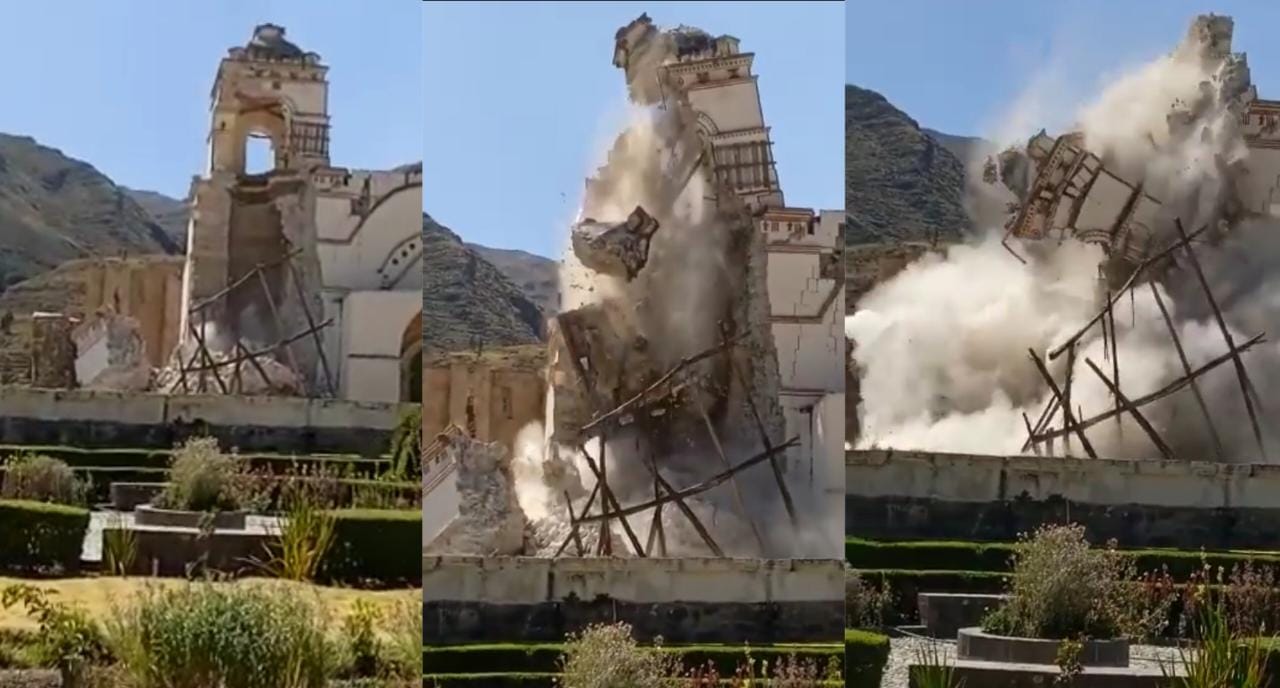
[243,133,276,175]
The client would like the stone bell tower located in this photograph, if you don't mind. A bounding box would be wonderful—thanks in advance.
[179,24,331,393]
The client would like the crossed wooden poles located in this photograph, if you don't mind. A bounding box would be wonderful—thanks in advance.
[552,321,799,558]
[1021,220,1267,462]
[177,247,335,397]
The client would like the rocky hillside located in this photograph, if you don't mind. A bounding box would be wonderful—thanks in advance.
[466,243,558,315]
[846,85,970,245]
[123,187,189,248]
[423,213,545,354]
[0,134,179,292]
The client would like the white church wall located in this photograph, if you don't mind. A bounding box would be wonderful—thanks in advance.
[316,176,423,291]
[338,290,421,402]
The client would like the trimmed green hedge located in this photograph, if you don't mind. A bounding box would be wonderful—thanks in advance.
[844,629,889,688]
[846,537,1280,580]
[0,499,90,573]
[319,508,421,585]
[854,569,1010,623]
[422,643,842,675]
[423,675,555,687]
[0,444,390,474]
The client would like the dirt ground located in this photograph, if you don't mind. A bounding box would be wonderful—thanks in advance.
[0,576,418,631]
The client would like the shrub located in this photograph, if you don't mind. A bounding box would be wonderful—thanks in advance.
[0,500,89,574]
[319,509,421,585]
[1,454,88,506]
[153,437,241,512]
[558,622,675,688]
[844,629,889,688]
[982,524,1171,640]
[107,583,336,688]
[0,584,110,685]
[845,565,893,628]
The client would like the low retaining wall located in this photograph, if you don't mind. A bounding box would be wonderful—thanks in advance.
[847,450,1280,549]
[0,386,408,455]
[423,556,843,643]
[108,527,272,577]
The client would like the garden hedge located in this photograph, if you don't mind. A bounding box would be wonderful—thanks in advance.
[0,444,390,475]
[844,629,889,688]
[319,508,421,585]
[422,642,842,675]
[853,569,1010,623]
[846,537,1280,580]
[0,499,90,573]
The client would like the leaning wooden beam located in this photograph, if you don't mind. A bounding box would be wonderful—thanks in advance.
[575,444,647,557]
[1105,288,1122,432]
[1049,222,1212,360]
[1022,413,1041,456]
[256,268,304,380]
[563,490,585,556]
[577,437,799,526]
[1035,332,1267,443]
[1021,396,1059,452]
[235,341,273,392]
[692,388,765,555]
[1084,357,1174,460]
[633,442,724,557]
[285,259,336,397]
[553,483,599,557]
[1150,282,1224,458]
[188,247,304,314]
[579,332,746,435]
[1173,219,1265,459]
[1028,349,1098,458]
[186,319,229,394]
[718,322,799,528]
[1063,343,1075,454]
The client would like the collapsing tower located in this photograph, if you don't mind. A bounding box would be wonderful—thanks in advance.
[430,15,841,559]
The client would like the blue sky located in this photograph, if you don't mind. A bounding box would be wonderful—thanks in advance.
[848,1,1280,139]
[0,1,422,200]
[424,1,845,259]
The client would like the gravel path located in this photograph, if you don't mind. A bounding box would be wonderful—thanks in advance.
[881,635,1185,688]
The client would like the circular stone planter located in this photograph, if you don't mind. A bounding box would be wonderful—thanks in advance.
[957,627,1129,667]
[134,504,247,530]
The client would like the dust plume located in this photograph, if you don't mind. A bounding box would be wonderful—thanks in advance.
[849,15,1280,463]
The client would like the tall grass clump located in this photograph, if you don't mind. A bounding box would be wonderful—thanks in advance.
[107,583,335,688]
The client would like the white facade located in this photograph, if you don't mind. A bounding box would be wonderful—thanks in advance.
[668,35,846,499]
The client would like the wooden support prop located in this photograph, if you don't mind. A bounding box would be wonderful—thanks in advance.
[575,444,647,557]
[188,247,304,314]
[717,322,799,529]
[1173,219,1265,460]
[1035,332,1267,443]
[692,388,765,555]
[186,318,228,394]
[1028,349,1097,458]
[554,483,599,557]
[580,333,745,435]
[183,318,334,373]
[577,437,799,526]
[1084,357,1174,460]
[1049,223,1212,360]
[285,259,336,397]
[1150,282,1224,458]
